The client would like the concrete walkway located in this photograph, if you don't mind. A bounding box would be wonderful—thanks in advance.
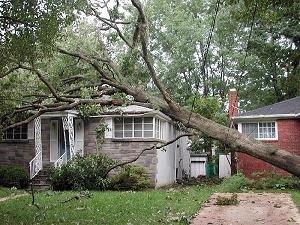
[0,193,28,202]
[192,193,300,225]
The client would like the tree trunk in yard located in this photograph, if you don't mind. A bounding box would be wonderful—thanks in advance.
[160,105,300,177]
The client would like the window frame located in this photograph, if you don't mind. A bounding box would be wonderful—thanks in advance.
[2,124,28,141]
[238,121,278,140]
[113,116,165,140]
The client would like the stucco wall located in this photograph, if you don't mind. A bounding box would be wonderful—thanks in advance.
[238,119,300,177]
[156,144,176,187]
[84,117,158,186]
[156,125,190,187]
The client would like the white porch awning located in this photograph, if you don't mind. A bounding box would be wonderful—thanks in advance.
[40,110,79,118]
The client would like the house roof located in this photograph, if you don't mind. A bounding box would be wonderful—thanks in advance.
[97,105,172,121]
[107,105,154,114]
[235,96,300,121]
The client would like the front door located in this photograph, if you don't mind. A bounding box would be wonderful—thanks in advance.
[50,118,84,163]
[50,119,70,162]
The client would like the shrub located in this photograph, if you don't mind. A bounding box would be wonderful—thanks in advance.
[111,165,151,191]
[246,175,300,190]
[0,165,29,188]
[216,193,239,205]
[50,154,115,191]
[219,173,248,192]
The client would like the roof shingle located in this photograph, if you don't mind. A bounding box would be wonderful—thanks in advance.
[238,96,300,117]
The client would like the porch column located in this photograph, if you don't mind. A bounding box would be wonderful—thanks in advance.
[29,116,43,179]
[62,115,75,158]
[35,117,42,155]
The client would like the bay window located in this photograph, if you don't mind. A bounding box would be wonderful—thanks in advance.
[113,117,164,139]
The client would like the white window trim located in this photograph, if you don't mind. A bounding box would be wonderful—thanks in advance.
[238,121,278,141]
[113,116,167,140]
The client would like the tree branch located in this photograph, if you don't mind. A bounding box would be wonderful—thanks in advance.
[131,0,178,110]
[18,64,75,103]
[0,65,21,78]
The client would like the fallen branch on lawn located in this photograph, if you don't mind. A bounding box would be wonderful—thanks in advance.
[33,191,92,221]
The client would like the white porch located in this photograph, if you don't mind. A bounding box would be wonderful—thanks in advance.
[29,111,84,179]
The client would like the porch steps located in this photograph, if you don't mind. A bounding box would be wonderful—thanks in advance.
[29,167,52,191]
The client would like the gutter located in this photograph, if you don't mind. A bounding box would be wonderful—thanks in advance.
[233,113,300,122]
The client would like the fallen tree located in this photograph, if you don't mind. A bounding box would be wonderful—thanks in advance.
[1,0,300,177]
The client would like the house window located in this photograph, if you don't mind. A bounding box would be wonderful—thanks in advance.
[113,117,164,139]
[241,122,276,139]
[3,124,28,140]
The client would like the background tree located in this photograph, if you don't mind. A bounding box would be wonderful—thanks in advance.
[1,0,300,176]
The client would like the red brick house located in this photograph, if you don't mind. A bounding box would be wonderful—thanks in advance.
[229,89,300,177]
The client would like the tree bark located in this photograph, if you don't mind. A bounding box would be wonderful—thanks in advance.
[159,105,300,177]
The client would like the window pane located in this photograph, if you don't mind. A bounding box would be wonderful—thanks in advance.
[144,131,153,138]
[134,131,142,137]
[242,123,258,138]
[124,131,133,138]
[115,131,123,138]
[134,123,142,130]
[21,132,28,139]
[124,118,133,132]
[6,128,13,139]
[124,123,132,130]
[21,124,28,139]
[134,118,142,123]
[14,127,21,139]
[115,124,123,130]
[21,125,27,133]
[144,117,153,123]
[114,118,123,124]
[144,124,153,130]
[124,118,132,124]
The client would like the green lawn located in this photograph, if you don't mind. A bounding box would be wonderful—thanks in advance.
[0,175,299,225]
[0,187,25,198]
[291,190,300,208]
[0,186,213,225]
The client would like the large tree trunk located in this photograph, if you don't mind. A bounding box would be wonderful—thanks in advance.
[160,105,300,177]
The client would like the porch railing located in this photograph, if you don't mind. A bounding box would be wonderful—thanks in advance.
[29,151,43,179]
[54,152,67,168]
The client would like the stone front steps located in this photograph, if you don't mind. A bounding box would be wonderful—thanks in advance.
[29,166,52,191]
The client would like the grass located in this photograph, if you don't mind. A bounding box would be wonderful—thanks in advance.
[0,174,299,225]
[0,186,214,225]
[0,187,25,198]
[290,190,300,208]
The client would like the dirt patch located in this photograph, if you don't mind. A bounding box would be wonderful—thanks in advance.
[192,193,300,225]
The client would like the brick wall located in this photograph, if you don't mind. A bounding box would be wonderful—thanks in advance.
[238,119,300,177]
[229,89,239,118]
[84,118,158,185]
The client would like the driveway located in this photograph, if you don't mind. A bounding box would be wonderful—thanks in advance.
[192,193,300,225]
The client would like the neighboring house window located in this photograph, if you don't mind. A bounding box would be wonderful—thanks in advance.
[113,117,164,139]
[3,125,28,140]
[241,122,276,139]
